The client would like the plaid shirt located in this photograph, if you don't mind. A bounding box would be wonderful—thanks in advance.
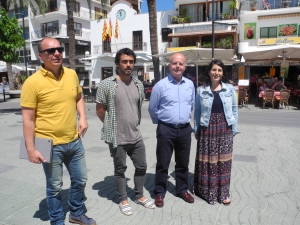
[96,75,145,148]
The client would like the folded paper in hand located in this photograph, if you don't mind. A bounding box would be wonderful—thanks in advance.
[20,137,53,163]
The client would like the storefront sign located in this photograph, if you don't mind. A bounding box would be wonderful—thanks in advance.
[258,37,300,45]
[278,24,298,37]
[244,23,256,40]
[167,46,196,52]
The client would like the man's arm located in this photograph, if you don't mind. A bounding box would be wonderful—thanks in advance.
[22,107,46,164]
[96,103,107,123]
[76,93,88,137]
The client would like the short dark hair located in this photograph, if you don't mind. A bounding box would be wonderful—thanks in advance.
[204,59,228,86]
[115,48,136,64]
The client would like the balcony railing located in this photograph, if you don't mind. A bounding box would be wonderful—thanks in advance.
[93,42,148,55]
[31,29,90,41]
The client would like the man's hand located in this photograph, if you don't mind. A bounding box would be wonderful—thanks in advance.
[78,118,88,137]
[28,149,46,164]
[194,133,199,140]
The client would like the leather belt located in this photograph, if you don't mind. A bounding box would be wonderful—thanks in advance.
[158,120,190,129]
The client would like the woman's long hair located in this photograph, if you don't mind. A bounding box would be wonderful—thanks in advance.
[204,59,228,86]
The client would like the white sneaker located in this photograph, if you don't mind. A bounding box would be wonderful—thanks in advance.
[135,198,156,209]
[119,203,133,216]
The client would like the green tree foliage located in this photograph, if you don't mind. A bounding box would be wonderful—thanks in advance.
[0,7,25,88]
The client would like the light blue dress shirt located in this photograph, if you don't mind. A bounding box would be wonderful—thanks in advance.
[148,74,195,125]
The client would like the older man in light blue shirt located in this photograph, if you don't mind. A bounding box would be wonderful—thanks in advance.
[148,53,195,208]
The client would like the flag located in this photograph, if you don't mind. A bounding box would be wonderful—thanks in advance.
[102,20,107,41]
[115,19,119,39]
[108,18,113,41]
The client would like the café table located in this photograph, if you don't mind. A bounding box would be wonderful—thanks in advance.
[258,91,280,98]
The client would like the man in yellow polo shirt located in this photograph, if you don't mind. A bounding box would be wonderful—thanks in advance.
[21,37,96,225]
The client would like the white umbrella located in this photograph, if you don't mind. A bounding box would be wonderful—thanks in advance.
[153,48,237,87]
[240,44,300,62]
[153,48,236,65]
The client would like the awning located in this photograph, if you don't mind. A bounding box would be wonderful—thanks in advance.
[168,28,237,38]
[240,44,300,62]
[153,48,238,66]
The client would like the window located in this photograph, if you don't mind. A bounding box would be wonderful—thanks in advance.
[260,27,277,38]
[102,38,111,53]
[162,28,172,42]
[102,67,113,80]
[24,27,29,40]
[74,22,82,36]
[72,2,80,17]
[95,7,107,20]
[49,0,58,12]
[41,21,59,37]
[133,31,143,50]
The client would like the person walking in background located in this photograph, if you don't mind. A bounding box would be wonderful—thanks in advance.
[148,53,195,208]
[20,37,96,225]
[194,59,238,205]
[96,48,155,216]
[249,74,258,97]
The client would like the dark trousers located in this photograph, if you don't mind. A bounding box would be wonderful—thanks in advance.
[154,123,192,196]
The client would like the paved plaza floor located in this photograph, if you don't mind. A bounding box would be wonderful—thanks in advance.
[0,97,300,225]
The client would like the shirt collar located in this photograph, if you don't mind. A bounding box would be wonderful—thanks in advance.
[167,74,186,84]
[40,65,64,79]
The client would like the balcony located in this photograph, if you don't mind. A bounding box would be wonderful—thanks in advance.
[31,29,90,41]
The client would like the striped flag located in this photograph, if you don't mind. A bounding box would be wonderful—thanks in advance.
[108,18,113,41]
[102,20,108,41]
[115,19,119,39]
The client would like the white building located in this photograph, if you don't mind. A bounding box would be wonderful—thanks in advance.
[238,6,300,81]
[84,0,174,85]
[5,0,111,85]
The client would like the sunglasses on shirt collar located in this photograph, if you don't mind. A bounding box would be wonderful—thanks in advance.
[39,47,64,54]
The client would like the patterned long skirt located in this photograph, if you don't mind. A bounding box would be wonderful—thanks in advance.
[194,113,233,204]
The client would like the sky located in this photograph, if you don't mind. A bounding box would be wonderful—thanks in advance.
[141,0,175,13]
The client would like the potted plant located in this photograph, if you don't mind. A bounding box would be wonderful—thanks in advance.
[250,0,257,11]
[228,0,236,19]
[222,12,230,20]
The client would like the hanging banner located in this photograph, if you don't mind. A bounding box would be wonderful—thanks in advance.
[269,67,276,77]
[280,62,289,78]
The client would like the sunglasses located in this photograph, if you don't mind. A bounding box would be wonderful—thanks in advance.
[39,47,64,54]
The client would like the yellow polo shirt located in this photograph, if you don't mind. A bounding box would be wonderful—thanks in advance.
[21,66,82,145]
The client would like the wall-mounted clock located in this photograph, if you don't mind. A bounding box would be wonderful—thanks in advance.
[116,9,126,21]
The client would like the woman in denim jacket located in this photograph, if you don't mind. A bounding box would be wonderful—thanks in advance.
[193,59,238,205]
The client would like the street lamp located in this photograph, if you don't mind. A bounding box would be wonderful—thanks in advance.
[15,13,28,78]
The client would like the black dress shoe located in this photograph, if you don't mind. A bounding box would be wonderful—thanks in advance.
[155,196,164,207]
[178,192,194,203]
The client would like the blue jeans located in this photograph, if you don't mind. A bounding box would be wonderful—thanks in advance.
[43,138,87,225]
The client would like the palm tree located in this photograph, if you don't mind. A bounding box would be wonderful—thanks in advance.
[66,0,76,70]
[66,0,91,70]
[147,0,160,83]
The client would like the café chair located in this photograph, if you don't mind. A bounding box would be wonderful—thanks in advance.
[262,89,275,109]
[238,88,249,108]
[274,89,291,110]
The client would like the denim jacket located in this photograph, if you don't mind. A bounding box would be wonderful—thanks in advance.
[194,82,238,135]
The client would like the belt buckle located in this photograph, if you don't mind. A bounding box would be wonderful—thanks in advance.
[174,124,180,128]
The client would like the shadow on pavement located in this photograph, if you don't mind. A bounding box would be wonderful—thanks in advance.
[33,189,70,222]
